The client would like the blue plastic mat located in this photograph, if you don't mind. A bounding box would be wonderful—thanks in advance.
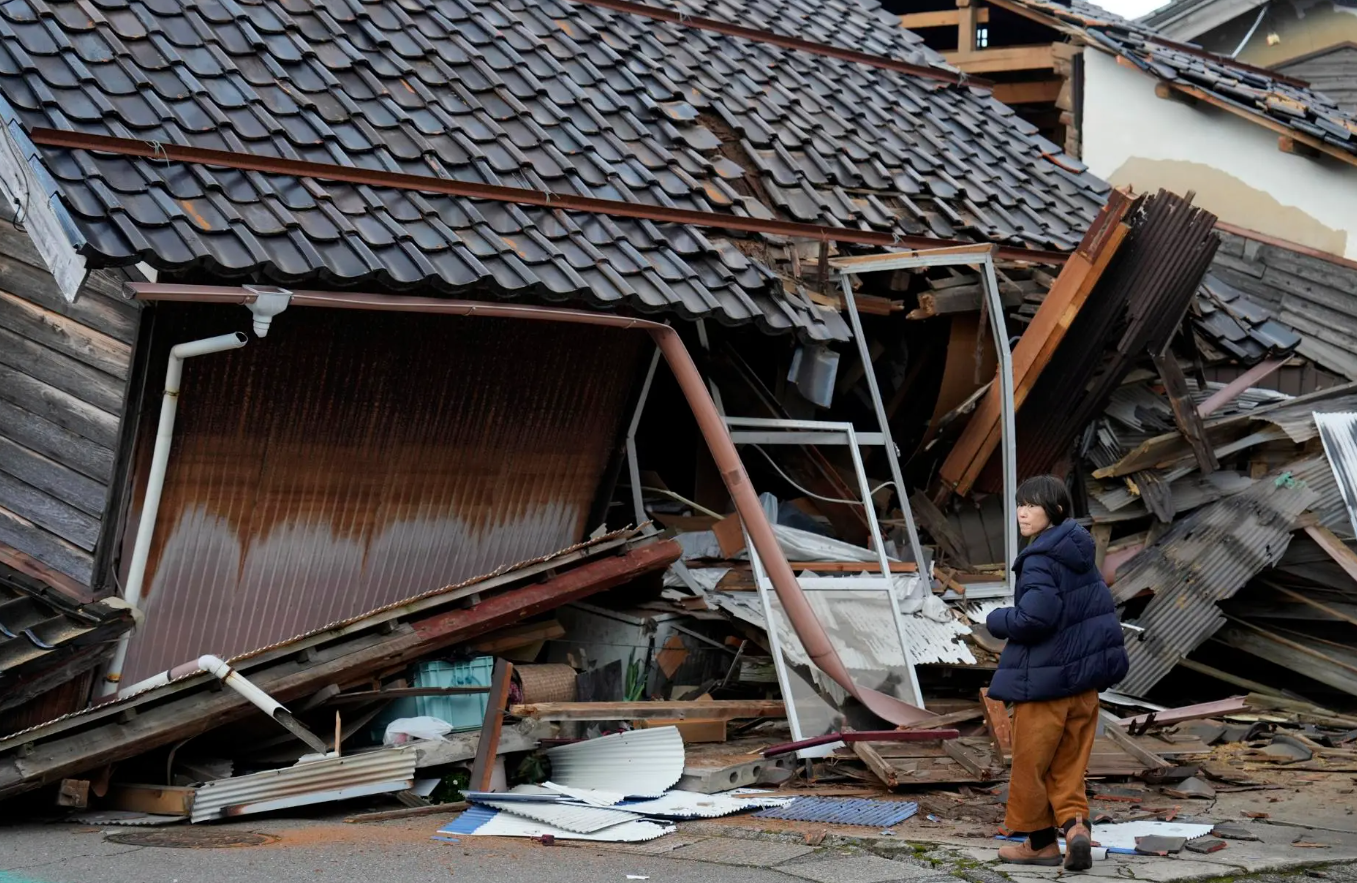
[440,804,499,835]
[753,797,918,827]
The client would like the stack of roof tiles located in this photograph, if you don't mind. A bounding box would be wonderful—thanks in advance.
[0,0,1108,340]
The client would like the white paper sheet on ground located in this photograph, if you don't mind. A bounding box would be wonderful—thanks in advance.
[617,789,795,819]
[542,782,628,806]
[1090,821,1214,851]
[445,808,675,842]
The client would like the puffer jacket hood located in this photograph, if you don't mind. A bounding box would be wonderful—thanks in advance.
[1016,519,1094,574]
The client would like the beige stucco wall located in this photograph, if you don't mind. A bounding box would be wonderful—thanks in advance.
[1080,49,1357,259]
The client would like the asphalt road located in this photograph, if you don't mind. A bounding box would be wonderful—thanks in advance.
[0,817,799,883]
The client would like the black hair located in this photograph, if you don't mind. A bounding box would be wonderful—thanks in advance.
[1016,474,1071,527]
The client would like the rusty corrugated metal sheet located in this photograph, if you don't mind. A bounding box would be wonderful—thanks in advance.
[122,304,642,682]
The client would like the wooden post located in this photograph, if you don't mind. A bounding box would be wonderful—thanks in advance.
[1152,351,1218,475]
[469,659,514,792]
[334,711,342,758]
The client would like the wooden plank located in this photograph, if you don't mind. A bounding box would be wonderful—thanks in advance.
[899,8,988,27]
[345,800,468,823]
[509,700,786,721]
[104,784,195,817]
[0,504,94,585]
[1099,715,1171,770]
[909,491,973,568]
[1152,352,1218,475]
[471,620,565,654]
[0,289,131,379]
[901,706,984,730]
[469,659,513,793]
[1116,696,1249,728]
[1303,525,1357,585]
[0,365,120,449]
[990,79,1063,105]
[941,738,994,779]
[0,437,107,518]
[1092,523,1112,571]
[979,688,1012,762]
[852,740,898,788]
[0,255,138,347]
[943,44,1056,73]
[909,284,1025,319]
[938,194,1133,497]
[0,326,125,415]
[0,399,114,483]
[0,471,100,550]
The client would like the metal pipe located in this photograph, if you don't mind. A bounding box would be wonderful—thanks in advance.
[127,283,934,725]
[100,332,249,695]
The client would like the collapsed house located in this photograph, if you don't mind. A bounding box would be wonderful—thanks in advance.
[0,0,1354,832]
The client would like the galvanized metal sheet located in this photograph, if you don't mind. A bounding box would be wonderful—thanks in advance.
[480,799,642,833]
[440,804,675,842]
[1315,412,1357,538]
[125,307,642,683]
[191,750,416,823]
[617,789,793,819]
[545,726,685,798]
[1116,459,1322,695]
[753,797,918,827]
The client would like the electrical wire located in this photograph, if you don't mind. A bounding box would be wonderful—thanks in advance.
[745,444,894,506]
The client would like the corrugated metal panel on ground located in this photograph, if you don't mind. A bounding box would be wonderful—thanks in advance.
[545,726,685,798]
[753,797,918,826]
[440,804,675,842]
[617,789,793,818]
[125,304,642,683]
[192,749,416,823]
[1115,461,1322,695]
[481,799,642,833]
[1314,412,1357,538]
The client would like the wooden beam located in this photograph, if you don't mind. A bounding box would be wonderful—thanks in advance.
[1099,716,1172,770]
[939,192,1134,497]
[901,705,984,730]
[104,783,195,817]
[979,688,1012,762]
[943,44,1056,74]
[1303,525,1357,586]
[958,3,979,53]
[899,8,989,28]
[942,738,995,779]
[851,740,899,788]
[1169,82,1357,169]
[1154,81,1197,105]
[1152,352,1218,475]
[468,659,513,793]
[471,620,566,654]
[509,700,786,721]
[990,79,1063,105]
[908,284,1026,319]
[1279,135,1321,158]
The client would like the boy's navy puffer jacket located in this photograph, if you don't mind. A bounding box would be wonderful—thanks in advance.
[985,519,1129,703]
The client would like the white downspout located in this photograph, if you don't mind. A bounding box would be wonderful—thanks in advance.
[100,332,249,695]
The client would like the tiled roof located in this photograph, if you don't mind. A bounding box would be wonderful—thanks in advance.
[1003,0,1357,161]
[1192,271,1302,365]
[0,0,1108,340]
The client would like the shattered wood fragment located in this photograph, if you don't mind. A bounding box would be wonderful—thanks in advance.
[1152,351,1218,475]
[1099,716,1172,771]
[979,688,1012,762]
[56,778,89,808]
[344,801,468,823]
[910,491,973,569]
[104,784,195,817]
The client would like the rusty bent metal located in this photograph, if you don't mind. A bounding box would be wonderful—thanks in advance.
[129,283,936,726]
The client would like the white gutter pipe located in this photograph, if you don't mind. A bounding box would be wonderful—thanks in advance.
[100,332,249,696]
[118,655,328,753]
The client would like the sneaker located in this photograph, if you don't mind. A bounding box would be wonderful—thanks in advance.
[998,839,1063,866]
[1064,817,1093,871]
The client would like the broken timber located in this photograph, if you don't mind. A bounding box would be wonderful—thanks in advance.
[0,537,679,800]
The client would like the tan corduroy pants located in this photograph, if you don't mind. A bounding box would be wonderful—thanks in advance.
[1004,689,1100,833]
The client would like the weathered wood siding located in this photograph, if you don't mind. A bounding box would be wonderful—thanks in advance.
[0,222,139,591]
[1276,45,1357,115]
[1207,230,1357,381]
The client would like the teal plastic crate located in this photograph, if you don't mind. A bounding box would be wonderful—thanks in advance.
[368,656,496,742]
